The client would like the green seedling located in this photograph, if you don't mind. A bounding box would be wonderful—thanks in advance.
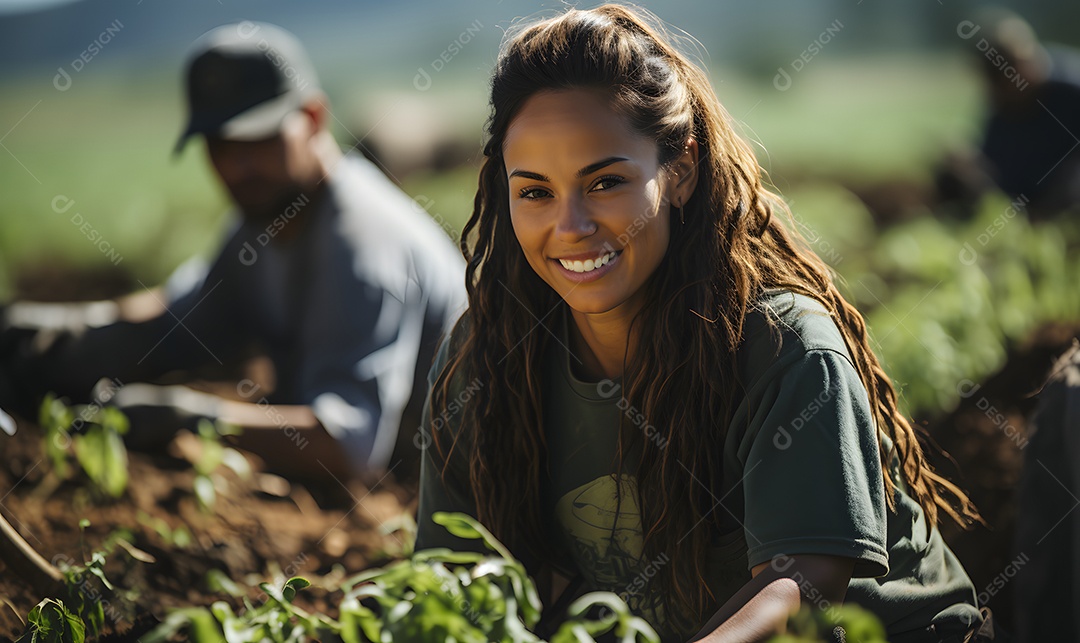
[142,576,333,643]
[143,512,661,643]
[370,512,418,560]
[38,395,129,499]
[136,511,193,550]
[15,598,85,643]
[30,549,120,642]
[205,569,245,598]
[186,419,250,513]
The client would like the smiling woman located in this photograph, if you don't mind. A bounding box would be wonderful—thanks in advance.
[414,4,991,642]
[505,88,689,332]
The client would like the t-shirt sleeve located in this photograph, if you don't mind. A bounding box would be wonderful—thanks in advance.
[304,280,402,475]
[413,331,486,555]
[741,348,889,578]
[147,225,249,373]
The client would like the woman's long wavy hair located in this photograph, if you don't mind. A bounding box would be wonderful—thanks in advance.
[429,3,981,631]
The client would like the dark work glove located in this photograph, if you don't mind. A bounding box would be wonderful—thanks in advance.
[0,311,77,418]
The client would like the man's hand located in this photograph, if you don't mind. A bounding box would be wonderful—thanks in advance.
[105,383,357,483]
[108,383,223,451]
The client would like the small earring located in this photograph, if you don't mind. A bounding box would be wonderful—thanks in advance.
[674,200,684,224]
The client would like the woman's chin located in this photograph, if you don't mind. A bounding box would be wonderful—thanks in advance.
[560,292,625,316]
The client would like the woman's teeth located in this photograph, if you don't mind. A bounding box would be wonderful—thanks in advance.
[558,251,617,273]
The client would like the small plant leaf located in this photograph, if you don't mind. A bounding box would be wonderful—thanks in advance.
[220,448,252,479]
[73,425,128,498]
[205,569,244,597]
[281,577,310,603]
[432,512,484,540]
[194,475,216,513]
[19,598,85,643]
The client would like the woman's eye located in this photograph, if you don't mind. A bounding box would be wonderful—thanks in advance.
[591,175,625,192]
[518,187,550,200]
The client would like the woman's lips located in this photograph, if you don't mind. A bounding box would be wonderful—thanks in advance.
[551,250,621,283]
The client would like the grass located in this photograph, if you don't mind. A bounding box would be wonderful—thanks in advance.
[0,74,228,295]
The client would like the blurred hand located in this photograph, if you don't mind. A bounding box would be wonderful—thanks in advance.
[0,406,14,436]
[109,383,224,452]
[0,307,74,418]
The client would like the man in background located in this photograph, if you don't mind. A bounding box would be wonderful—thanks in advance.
[940,9,1080,218]
[0,22,466,485]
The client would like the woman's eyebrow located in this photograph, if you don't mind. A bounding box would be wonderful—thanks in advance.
[507,156,630,182]
[508,169,550,181]
[575,156,629,178]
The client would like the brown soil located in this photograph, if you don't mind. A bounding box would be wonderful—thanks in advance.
[0,413,417,642]
[924,321,1080,632]
[3,259,1078,640]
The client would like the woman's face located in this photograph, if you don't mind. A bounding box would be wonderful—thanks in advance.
[503,88,695,317]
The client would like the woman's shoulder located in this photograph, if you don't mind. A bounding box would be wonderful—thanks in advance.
[737,289,855,386]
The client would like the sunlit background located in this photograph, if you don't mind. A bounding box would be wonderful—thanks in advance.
[3,0,1080,632]
[5,0,1078,412]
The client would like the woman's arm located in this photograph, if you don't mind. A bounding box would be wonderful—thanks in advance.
[689,554,855,643]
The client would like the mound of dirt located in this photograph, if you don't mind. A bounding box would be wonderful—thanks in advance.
[0,415,417,642]
[925,321,1080,631]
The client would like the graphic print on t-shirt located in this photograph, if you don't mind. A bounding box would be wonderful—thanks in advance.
[554,473,672,630]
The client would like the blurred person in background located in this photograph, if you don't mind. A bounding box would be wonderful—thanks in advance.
[938,8,1080,219]
[1013,341,1080,643]
[0,22,467,485]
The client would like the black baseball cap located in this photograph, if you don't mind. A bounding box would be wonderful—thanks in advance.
[174,21,321,155]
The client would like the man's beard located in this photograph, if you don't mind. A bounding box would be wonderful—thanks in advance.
[233,182,309,225]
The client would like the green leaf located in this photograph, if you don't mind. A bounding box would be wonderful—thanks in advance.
[617,616,660,643]
[141,608,226,643]
[412,548,486,566]
[72,424,128,497]
[85,551,114,590]
[432,512,513,559]
[338,595,380,643]
[194,475,216,513]
[205,569,244,597]
[281,577,310,603]
[40,394,74,480]
[567,591,627,619]
[21,598,85,643]
[195,420,225,475]
[432,512,484,540]
[98,406,129,436]
[259,582,285,605]
[209,601,234,624]
[340,559,413,591]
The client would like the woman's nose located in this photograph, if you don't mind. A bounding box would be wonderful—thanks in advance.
[553,195,597,240]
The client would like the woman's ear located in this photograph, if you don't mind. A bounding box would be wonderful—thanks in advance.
[667,137,699,208]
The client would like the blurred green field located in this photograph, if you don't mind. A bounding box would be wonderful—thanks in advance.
[0,53,981,294]
[8,52,1076,419]
[788,183,1080,416]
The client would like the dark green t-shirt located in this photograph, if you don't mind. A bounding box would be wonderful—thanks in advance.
[414,290,980,642]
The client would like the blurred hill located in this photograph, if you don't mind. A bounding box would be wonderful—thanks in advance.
[3,0,1079,82]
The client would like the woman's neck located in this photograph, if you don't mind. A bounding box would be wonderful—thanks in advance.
[566,298,643,381]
